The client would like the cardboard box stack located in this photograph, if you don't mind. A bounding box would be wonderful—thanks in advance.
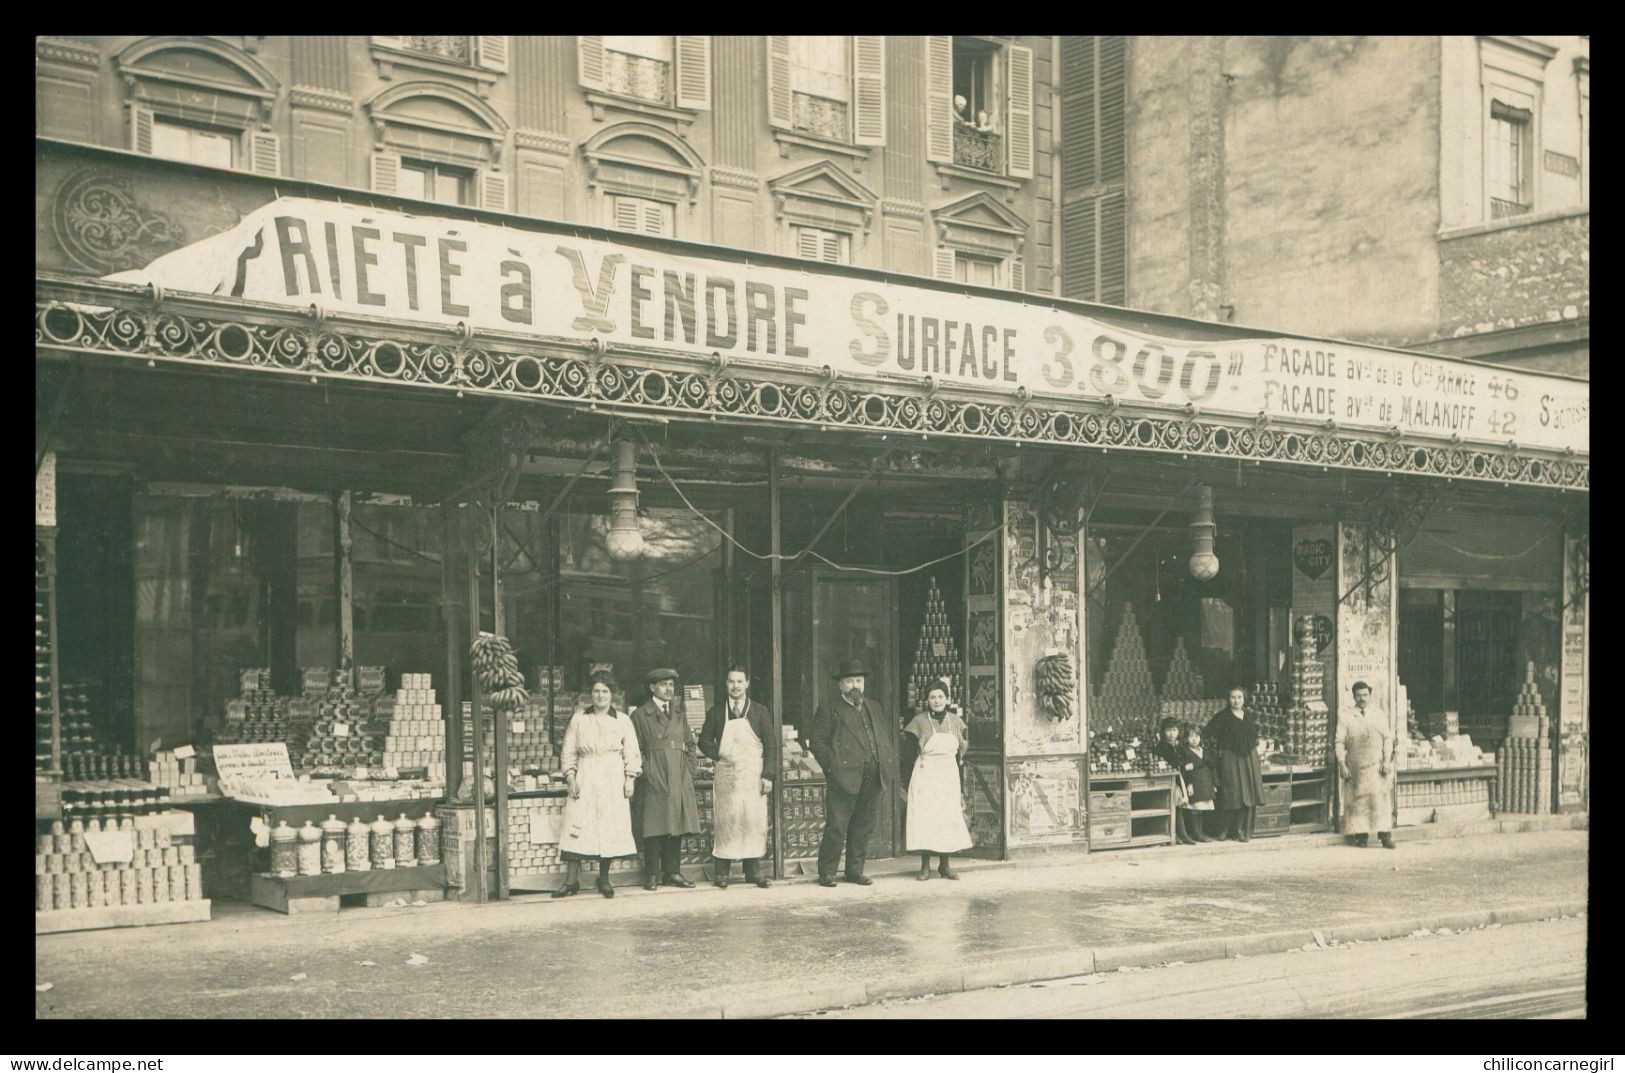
[148,749,214,796]
[379,673,446,781]
[780,727,823,780]
[1495,662,1552,814]
[36,817,203,913]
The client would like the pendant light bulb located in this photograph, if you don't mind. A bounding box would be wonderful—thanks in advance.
[1188,483,1220,581]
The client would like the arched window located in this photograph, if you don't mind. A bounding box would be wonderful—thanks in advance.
[115,37,282,174]
[581,122,705,236]
[365,82,511,211]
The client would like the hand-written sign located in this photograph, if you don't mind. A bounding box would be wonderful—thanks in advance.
[84,829,134,864]
[105,198,1588,455]
[212,742,295,784]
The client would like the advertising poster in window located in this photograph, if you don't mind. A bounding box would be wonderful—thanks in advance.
[1291,524,1337,702]
[1007,758,1083,846]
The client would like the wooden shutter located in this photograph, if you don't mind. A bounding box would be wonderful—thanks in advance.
[1099,189,1126,304]
[1061,36,1096,192]
[578,36,605,92]
[934,246,956,280]
[925,36,953,163]
[482,170,510,212]
[797,227,821,259]
[852,36,886,146]
[477,36,509,73]
[1009,255,1025,292]
[371,151,401,194]
[1005,43,1034,179]
[1062,198,1096,300]
[1099,35,1126,185]
[130,106,154,155]
[675,36,712,110]
[248,131,281,175]
[766,36,793,131]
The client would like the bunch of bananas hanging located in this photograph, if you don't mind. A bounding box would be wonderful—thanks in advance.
[1036,651,1075,722]
[470,631,529,713]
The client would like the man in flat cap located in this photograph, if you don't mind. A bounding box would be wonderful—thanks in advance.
[630,668,701,890]
[807,659,897,888]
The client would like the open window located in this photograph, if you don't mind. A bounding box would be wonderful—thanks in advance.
[925,36,1032,182]
[1477,36,1555,223]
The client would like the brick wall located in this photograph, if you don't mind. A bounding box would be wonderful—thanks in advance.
[1438,212,1590,339]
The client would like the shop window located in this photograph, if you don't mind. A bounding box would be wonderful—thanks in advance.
[610,194,676,237]
[795,224,852,264]
[1488,97,1534,218]
[351,504,445,682]
[397,159,475,207]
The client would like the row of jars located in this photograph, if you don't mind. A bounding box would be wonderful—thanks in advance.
[269,812,439,878]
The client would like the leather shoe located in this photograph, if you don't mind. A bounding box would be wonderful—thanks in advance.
[753,876,771,888]
[817,876,837,888]
[550,882,579,899]
[844,873,874,886]
[643,876,659,891]
[715,873,729,889]
[596,878,615,899]
[664,874,695,889]
[938,866,960,880]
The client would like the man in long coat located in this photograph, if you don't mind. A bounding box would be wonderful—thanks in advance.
[1336,680,1397,849]
[807,659,897,887]
[631,668,701,889]
[697,666,775,888]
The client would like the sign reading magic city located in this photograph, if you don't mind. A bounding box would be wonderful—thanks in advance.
[108,198,1588,455]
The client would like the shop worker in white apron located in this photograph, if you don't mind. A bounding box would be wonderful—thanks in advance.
[554,670,642,899]
[903,679,973,880]
[698,665,774,889]
[807,659,898,888]
[1336,680,1397,850]
[630,668,702,891]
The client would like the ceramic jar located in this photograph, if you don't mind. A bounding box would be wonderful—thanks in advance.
[295,820,322,876]
[269,820,299,878]
[370,815,395,869]
[393,813,416,868]
[346,816,371,872]
[415,810,440,865]
[320,814,347,874]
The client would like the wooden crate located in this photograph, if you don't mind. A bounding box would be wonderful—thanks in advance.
[1253,808,1291,836]
[250,864,446,914]
[1089,819,1131,846]
[1088,790,1132,816]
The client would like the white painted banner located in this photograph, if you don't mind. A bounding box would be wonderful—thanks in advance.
[106,197,1589,455]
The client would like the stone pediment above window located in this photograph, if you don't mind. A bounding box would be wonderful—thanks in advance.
[932,190,1028,256]
[768,161,877,234]
[366,82,507,166]
[114,36,280,128]
[582,122,705,205]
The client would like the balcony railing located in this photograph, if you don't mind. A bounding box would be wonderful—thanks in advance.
[792,92,849,142]
[403,36,472,64]
[1491,197,1532,220]
[953,125,1002,173]
[604,50,671,104]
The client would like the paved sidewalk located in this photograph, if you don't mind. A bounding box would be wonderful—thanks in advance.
[34,828,1588,1019]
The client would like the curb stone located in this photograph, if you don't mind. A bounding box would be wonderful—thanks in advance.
[764,899,1583,1018]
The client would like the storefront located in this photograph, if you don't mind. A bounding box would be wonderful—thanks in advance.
[35,141,1589,926]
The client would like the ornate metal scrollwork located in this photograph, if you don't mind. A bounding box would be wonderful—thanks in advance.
[51,171,187,273]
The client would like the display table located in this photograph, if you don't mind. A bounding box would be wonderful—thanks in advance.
[1397,765,1497,826]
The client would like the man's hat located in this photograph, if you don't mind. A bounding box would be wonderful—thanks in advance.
[645,668,679,685]
[831,660,869,680]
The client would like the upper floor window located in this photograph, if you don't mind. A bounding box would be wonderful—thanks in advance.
[579,37,712,121]
[795,225,852,264]
[151,118,236,169]
[790,37,851,141]
[397,159,475,207]
[611,194,676,237]
[1488,98,1534,218]
[403,36,473,65]
[603,36,673,103]
[767,36,885,150]
[925,36,1032,181]
[954,252,1001,287]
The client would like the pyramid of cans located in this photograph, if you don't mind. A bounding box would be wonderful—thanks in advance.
[1251,680,1286,741]
[1496,662,1552,814]
[296,668,378,769]
[219,669,290,746]
[36,816,202,913]
[1150,638,1212,772]
[907,577,963,711]
[379,672,447,781]
[1089,605,1158,774]
[508,666,564,770]
[1281,616,1330,759]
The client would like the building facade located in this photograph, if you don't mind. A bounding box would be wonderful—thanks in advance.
[1061,35,1590,377]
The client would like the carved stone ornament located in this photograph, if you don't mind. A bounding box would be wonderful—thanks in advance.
[51,170,187,274]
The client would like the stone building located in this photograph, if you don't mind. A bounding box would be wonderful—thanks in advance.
[1060,35,1589,377]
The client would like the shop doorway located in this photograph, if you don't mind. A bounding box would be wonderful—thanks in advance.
[786,568,900,863]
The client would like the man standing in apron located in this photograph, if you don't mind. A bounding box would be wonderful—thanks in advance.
[808,660,897,888]
[631,668,702,890]
[1336,680,1397,850]
[698,666,774,889]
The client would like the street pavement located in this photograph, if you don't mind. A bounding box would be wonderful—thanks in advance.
[800,916,1588,1018]
[33,829,1587,1019]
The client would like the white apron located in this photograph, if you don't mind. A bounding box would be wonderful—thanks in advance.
[905,725,973,853]
[559,713,639,859]
[711,713,768,860]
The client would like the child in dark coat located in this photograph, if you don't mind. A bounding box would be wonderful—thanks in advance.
[1180,722,1217,842]
[1153,717,1198,845]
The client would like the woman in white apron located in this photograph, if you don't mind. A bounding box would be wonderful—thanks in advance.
[698,667,773,889]
[904,680,973,880]
[553,671,643,898]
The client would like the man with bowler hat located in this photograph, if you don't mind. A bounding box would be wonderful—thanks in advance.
[807,659,897,887]
[630,668,701,890]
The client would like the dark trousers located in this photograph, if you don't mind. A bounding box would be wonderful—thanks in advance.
[819,759,883,880]
[713,855,764,879]
[643,834,682,878]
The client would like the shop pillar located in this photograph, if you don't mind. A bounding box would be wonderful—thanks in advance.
[1335,521,1400,824]
[1557,533,1588,812]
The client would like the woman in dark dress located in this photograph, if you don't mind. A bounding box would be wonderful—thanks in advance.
[1203,687,1266,841]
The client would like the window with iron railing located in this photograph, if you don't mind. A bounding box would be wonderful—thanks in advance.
[954,126,1002,172]
[603,36,673,103]
[1488,99,1534,219]
[403,36,472,63]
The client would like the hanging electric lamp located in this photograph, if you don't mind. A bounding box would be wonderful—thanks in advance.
[605,437,644,561]
[1188,483,1219,580]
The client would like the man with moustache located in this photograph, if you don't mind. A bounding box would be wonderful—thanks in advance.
[807,660,897,888]
[630,668,700,890]
[698,666,775,888]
